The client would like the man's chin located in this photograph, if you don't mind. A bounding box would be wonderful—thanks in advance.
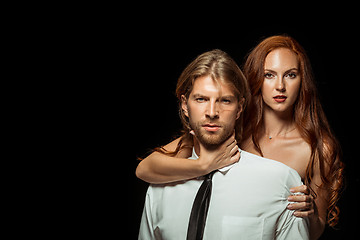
[191,123,233,149]
[197,132,227,148]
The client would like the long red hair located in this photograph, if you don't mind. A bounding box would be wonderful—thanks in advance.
[242,35,345,227]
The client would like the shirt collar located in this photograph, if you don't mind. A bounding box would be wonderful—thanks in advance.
[191,147,239,175]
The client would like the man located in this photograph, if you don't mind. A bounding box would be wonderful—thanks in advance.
[138,49,309,239]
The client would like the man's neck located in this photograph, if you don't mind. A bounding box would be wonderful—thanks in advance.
[193,136,223,157]
[194,137,201,157]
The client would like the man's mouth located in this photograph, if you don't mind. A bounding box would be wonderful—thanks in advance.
[202,124,221,132]
[273,95,287,103]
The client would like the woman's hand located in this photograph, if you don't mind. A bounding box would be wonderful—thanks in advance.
[192,131,241,174]
[287,185,316,218]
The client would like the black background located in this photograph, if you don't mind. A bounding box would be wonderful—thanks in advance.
[128,22,359,239]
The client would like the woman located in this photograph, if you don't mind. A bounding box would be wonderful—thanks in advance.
[241,35,344,238]
[136,35,344,239]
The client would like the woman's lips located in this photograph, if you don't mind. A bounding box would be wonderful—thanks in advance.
[203,124,221,132]
[273,95,287,103]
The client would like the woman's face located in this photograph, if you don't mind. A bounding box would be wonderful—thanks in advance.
[261,48,301,113]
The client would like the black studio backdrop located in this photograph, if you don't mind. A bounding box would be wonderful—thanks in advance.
[129,26,358,239]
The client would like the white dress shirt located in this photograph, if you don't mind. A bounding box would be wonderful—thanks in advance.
[139,148,309,240]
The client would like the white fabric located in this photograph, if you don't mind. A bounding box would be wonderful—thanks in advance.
[139,148,309,240]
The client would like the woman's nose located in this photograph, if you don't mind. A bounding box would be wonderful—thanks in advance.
[276,78,286,92]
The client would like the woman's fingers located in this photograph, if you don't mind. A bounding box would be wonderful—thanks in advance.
[230,149,241,163]
[224,132,236,147]
[287,185,315,218]
[196,130,239,172]
[293,209,315,218]
[287,201,313,210]
[288,194,312,203]
[229,143,239,156]
[290,185,309,194]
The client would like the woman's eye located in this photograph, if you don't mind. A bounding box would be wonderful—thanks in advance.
[264,73,274,79]
[286,73,297,79]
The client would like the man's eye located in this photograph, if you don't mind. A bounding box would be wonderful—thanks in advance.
[221,99,231,104]
[196,98,205,102]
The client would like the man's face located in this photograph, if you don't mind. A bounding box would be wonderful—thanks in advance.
[181,75,242,149]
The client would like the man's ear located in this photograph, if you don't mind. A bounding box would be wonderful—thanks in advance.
[181,95,189,117]
[236,97,245,120]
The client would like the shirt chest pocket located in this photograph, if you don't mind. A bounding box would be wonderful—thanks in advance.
[221,216,265,240]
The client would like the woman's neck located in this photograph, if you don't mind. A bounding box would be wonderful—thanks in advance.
[262,106,296,138]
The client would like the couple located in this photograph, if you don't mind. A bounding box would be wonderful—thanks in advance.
[137,35,344,239]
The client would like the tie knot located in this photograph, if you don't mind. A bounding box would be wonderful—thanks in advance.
[205,171,215,180]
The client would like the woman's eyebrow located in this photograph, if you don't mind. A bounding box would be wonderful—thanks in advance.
[264,69,277,74]
[285,67,299,72]
[264,68,298,74]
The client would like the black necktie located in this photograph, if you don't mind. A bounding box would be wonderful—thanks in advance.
[187,171,215,240]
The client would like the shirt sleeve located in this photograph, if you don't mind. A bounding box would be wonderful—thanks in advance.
[276,216,309,240]
[275,170,310,240]
[138,187,156,240]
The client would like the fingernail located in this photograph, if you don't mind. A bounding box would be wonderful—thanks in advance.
[290,189,296,193]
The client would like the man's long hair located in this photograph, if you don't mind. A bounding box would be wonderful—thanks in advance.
[242,35,345,227]
[155,49,250,156]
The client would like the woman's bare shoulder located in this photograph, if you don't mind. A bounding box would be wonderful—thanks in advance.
[162,136,193,158]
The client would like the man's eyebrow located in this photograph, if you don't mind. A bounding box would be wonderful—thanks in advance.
[219,95,237,101]
[192,93,208,98]
[192,93,236,98]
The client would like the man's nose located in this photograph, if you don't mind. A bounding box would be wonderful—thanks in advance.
[206,101,219,119]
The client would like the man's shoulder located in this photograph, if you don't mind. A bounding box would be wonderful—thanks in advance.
[148,177,203,197]
[232,150,302,183]
[240,150,299,172]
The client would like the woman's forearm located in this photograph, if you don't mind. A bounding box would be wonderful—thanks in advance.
[136,151,206,184]
[309,214,325,240]
[136,134,240,184]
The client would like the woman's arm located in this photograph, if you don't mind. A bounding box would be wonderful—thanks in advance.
[307,163,328,240]
[136,134,240,184]
[135,137,200,184]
